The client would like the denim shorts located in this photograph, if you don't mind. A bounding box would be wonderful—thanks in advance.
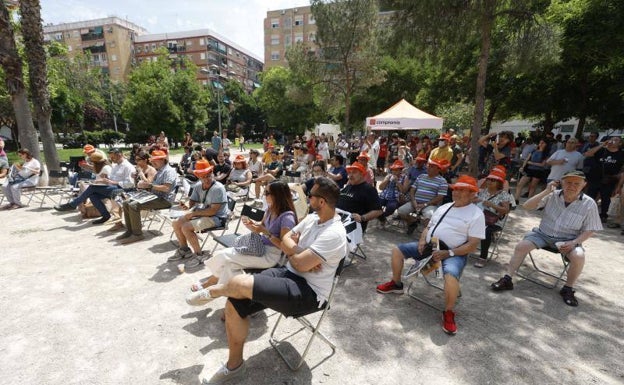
[397,242,466,280]
[523,227,581,252]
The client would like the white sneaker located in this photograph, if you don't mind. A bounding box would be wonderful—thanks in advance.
[186,288,216,306]
[201,361,245,384]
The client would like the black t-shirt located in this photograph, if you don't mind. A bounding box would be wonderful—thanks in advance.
[337,182,382,232]
[596,148,624,176]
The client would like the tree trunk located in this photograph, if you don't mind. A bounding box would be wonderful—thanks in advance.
[20,0,59,171]
[0,2,39,158]
[576,115,586,140]
[468,0,495,177]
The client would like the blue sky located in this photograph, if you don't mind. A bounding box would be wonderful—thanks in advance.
[40,0,310,59]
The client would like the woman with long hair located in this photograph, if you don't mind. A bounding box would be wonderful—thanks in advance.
[514,139,549,202]
[187,181,297,305]
[474,168,514,267]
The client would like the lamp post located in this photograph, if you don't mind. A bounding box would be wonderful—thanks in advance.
[200,67,221,141]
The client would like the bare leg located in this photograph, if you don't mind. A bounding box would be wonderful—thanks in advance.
[528,177,540,197]
[565,248,585,287]
[507,240,536,277]
[207,274,254,300]
[182,222,201,253]
[444,274,460,311]
[224,300,249,370]
[172,218,188,248]
[390,247,405,284]
[514,175,530,201]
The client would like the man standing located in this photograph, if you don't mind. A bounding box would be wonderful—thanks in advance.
[211,131,222,152]
[337,162,382,232]
[491,171,602,307]
[545,137,584,182]
[583,136,624,222]
[55,148,134,224]
[116,150,178,244]
[196,177,347,384]
[169,160,229,268]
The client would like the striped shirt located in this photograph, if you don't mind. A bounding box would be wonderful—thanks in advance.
[538,190,603,239]
[412,174,448,203]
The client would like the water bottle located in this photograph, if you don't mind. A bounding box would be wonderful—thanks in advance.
[431,237,442,279]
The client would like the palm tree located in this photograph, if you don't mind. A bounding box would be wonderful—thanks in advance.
[0,1,39,157]
[20,0,59,170]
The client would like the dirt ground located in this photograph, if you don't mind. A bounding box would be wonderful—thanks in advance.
[1,169,623,385]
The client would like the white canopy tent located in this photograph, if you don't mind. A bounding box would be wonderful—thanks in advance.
[366,99,443,131]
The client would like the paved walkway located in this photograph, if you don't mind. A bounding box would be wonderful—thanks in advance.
[1,157,623,385]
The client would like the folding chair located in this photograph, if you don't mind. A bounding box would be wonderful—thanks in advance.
[516,245,570,289]
[289,183,309,222]
[406,261,447,312]
[198,196,237,251]
[210,204,265,253]
[33,170,73,207]
[284,170,302,183]
[269,257,346,371]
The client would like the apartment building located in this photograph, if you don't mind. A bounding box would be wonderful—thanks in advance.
[264,5,317,69]
[134,29,263,93]
[43,17,147,82]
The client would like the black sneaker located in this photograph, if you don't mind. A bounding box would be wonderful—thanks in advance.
[92,216,111,225]
[54,203,75,212]
[559,286,578,307]
[491,275,513,291]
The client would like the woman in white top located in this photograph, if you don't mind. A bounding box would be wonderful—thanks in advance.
[318,137,330,160]
[156,131,169,150]
[1,148,41,209]
[248,149,264,198]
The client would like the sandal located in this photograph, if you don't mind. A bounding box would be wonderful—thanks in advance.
[560,287,578,307]
[474,259,487,268]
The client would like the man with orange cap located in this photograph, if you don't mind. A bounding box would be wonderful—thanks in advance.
[113,149,178,243]
[397,158,450,234]
[377,175,485,335]
[356,151,375,185]
[336,161,382,232]
[68,144,107,186]
[169,159,229,267]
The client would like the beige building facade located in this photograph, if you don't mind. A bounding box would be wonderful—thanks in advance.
[134,29,263,93]
[43,17,147,82]
[264,5,317,69]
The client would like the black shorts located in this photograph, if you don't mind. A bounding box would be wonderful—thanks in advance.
[229,267,322,319]
[525,168,547,181]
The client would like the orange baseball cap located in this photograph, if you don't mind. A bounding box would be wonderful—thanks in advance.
[450,175,479,192]
[346,161,367,175]
[193,159,214,177]
[83,144,95,154]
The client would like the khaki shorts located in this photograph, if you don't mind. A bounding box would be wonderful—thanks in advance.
[190,216,222,232]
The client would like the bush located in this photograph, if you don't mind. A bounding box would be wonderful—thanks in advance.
[124,130,151,146]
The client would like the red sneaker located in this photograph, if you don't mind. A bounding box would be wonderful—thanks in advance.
[442,310,457,335]
[376,280,404,294]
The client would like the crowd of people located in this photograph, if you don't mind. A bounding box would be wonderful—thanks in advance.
[1,127,620,383]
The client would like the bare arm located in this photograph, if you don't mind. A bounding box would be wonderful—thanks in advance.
[523,181,557,210]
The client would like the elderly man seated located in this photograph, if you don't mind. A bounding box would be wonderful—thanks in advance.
[169,160,230,269]
[1,148,40,210]
[114,150,178,244]
[396,158,450,234]
[336,161,382,232]
[491,171,603,307]
[376,175,485,335]
[196,177,347,384]
[55,148,134,223]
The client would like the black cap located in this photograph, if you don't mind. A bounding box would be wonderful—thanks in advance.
[108,148,122,154]
[561,170,586,180]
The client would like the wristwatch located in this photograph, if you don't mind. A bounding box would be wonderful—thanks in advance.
[448,249,455,257]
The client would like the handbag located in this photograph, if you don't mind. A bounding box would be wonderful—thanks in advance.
[483,191,502,226]
[483,209,500,226]
[233,232,266,256]
[417,203,454,260]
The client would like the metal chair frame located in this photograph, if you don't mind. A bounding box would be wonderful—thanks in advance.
[210,204,265,254]
[269,257,345,371]
[517,246,570,289]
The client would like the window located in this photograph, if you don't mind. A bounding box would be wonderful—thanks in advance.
[295,16,303,26]
[271,51,280,61]
[200,52,206,60]
[285,35,291,46]
[309,14,316,24]
[151,43,156,52]
[111,54,117,61]
[271,35,280,45]
[271,18,279,28]
[72,30,80,38]
[136,46,142,54]
[186,40,193,46]
[295,33,304,43]
[199,38,205,46]
[284,17,291,28]
[55,33,63,41]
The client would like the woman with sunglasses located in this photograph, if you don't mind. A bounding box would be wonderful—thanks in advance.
[187,181,297,307]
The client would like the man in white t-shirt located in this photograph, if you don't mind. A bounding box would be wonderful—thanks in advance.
[377,175,485,335]
[196,177,347,384]
[545,137,584,182]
